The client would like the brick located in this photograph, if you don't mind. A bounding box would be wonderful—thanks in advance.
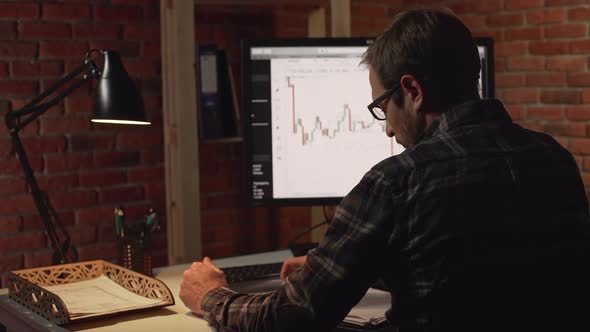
[0,80,38,97]
[204,194,243,210]
[39,41,88,59]
[36,174,78,191]
[21,136,66,154]
[94,5,143,23]
[0,177,26,195]
[584,157,590,171]
[0,42,37,59]
[487,13,524,28]
[201,210,232,226]
[505,105,526,121]
[527,106,566,120]
[583,89,590,103]
[458,15,487,30]
[567,105,590,121]
[0,3,39,19]
[128,166,164,182]
[41,117,92,134]
[0,216,22,233]
[50,190,97,209]
[141,147,163,164]
[94,151,140,168]
[505,0,545,9]
[568,7,590,21]
[79,170,126,187]
[98,223,116,241]
[568,73,590,87]
[140,41,161,59]
[20,22,71,40]
[99,186,144,204]
[541,90,581,104]
[76,242,117,261]
[0,254,23,273]
[502,88,539,103]
[65,95,92,114]
[42,3,91,20]
[121,60,159,77]
[140,78,161,95]
[545,24,587,39]
[0,61,7,77]
[0,22,16,40]
[530,41,570,55]
[200,174,234,194]
[526,72,566,87]
[89,41,139,58]
[544,123,586,137]
[526,8,566,25]
[496,42,528,57]
[546,0,588,5]
[123,25,161,40]
[70,135,115,152]
[145,181,165,207]
[23,213,74,232]
[72,23,120,40]
[0,156,43,175]
[504,27,543,41]
[45,153,93,172]
[571,39,590,54]
[470,0,503,12]
[116,131,162,150]
[546,56,587,71]
[0,232,46,251]
[569,139,590,154]
[70,226,98,246]
[11,61,63,78]
[507,56,545,71]
[76,206,116,226]
[24,250,53,269]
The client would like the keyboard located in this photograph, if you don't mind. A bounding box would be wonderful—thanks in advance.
[222,262,283,284]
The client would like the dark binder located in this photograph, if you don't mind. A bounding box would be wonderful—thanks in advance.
[196,44,239,139]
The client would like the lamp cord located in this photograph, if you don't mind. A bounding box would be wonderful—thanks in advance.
[288,205,333,244]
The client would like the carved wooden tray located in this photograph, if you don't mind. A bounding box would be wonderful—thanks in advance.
[7,260,174,325]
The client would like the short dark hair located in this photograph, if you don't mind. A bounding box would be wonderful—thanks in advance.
[362,8,481,109]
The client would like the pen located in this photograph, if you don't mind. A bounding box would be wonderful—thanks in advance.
[115,207,125,238]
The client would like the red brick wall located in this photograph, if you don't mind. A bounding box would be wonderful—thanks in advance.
[1,0,589,286]
[0,0,165,287]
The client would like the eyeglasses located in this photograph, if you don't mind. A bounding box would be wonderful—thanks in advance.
[367,84,400,120]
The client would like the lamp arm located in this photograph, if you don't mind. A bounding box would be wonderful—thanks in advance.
[5,58,100,265]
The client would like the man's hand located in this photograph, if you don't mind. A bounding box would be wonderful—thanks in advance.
[280,255,307,280]
[179,257,228,315]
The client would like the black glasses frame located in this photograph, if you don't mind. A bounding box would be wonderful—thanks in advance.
[367,84,400,120]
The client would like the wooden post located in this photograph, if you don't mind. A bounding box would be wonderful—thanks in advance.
[330,0,351,38]
[160,0,202,264]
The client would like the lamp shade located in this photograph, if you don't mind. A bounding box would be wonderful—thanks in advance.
[91,51,150,125]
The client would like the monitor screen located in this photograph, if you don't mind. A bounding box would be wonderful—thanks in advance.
[242,37,494,206]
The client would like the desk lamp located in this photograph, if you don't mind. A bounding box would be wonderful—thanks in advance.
[5,49,150,265]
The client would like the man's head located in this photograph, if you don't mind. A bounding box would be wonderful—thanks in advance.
[363,8,481,148]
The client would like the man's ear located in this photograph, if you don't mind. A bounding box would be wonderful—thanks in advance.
[400,74,423,112]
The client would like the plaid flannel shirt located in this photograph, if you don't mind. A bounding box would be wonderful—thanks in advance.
[201,99,590,332]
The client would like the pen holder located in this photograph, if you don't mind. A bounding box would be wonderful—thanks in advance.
[117,234,152,276]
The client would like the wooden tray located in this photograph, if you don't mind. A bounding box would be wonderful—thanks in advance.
[7,260,174,325]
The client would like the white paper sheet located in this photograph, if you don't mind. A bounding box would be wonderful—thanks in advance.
[44,275,164,317]
[343,288,390,326]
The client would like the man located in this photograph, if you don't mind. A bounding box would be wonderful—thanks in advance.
[180,8,590,332]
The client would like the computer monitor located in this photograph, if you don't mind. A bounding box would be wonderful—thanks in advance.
[242,37,494,206]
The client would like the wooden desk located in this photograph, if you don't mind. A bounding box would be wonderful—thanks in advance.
[0,250,392,332]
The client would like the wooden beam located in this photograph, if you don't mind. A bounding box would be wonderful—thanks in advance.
[160,0,202,264]
[330,0,351,38]
[307,7,326,38]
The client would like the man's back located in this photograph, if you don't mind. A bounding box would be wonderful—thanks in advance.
[378,99,590,331]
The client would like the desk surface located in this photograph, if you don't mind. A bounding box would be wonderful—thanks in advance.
[0,250,293,332]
